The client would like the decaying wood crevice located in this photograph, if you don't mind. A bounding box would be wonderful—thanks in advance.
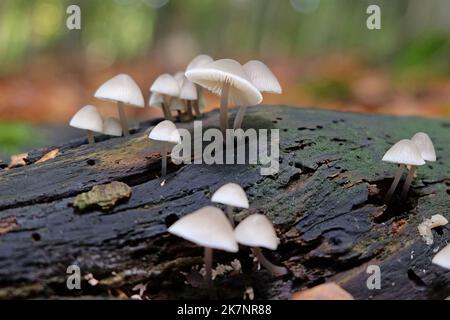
[0,105,449,299]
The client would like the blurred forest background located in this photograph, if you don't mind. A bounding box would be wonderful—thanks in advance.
[0,0,450,159]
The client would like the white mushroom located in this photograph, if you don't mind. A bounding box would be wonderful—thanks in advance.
[234,60,282,129]
[234,214,287,276]
[382,139,425,201]
[150,74,180,121]
[186,54,214,114]
[179,78,198,119]
[94,74,144,136]
[103,117,123,137]
[211,183,249,226]
[69,105,103,144]
[168,206,238,287]
[186,59,262,134]
[432,243,450,270]
[411,132,436,162]
[148,120,181,177]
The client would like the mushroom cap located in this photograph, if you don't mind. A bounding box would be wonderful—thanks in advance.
[185,59,263,106]
[169,98,186,111]
[186,54,214,71]
[411,132,436,162]
[432,243,450,270]
[103,117,122,137]
[168,206,238,252]
[234,214,279,250]
[70,105,103,133]
[179,79,198,100]
[94,74,145,108]
[148,120,181,144]
[243,60,282,94]
[150,74,180,97]
[211,182,249,208]
[382,139,425,166]
[173,71,186,86]
[148,92,164,108]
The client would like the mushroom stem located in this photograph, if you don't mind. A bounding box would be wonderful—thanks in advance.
[162,96,174,121]
[233,105,247,129]
[117,102,129,136]
[401,165,416,200]
[225,205,234,227]
[220,82,230,134]
[87,130,95,144]
[186,100,194,120]
[204,247,213,288]
[384,164,405,202]
[251,247,287,277]
[161,143,168,177]
[193,100,201,118]
[195,85,203,117]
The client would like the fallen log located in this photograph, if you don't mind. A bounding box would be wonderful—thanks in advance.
[0,105,449,299]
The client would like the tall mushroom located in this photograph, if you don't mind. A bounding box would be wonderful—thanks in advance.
[103,117,122,137]
[234,60,282,129]
[69,105,103,144]
[185,59,262,135]
[150,74,180,122]
[94,74,145,136]
[211,183,249,226]
[382,139,425,201]
[167,206,238,288]
[148,120,181,177]
[186,54,214,115]
[234,214,288,277]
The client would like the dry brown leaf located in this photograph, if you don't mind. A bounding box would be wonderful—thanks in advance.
[0,216,18,235]
[292,282,354,300]
[36,149,59,164]
[8,153,28,168]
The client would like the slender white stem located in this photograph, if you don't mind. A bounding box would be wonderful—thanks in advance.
[87,130,95,144]
[204,247,213,289]
[401,165,416,200]
[384,164,405,202]
[220,82,230,134]
[251,247,287,277]
[233,105,247,129]
[225,205,234,227]
[161,143,168,177]
[117,102,129,136]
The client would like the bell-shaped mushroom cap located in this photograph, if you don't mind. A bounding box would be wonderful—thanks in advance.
[148,92,164,108]
[186,54,214,71]
[243,60,282,94]
[148,120,181,144]
[432,243,450,270]
[70,105,103,133]
[169,98,186,111]
[94,74,145,108]
[382,139,425,166]
[185,59,263,106]
[234,214,280,250]
[411,132,436,162]
[173,71,186,86]
[150,74,180,97]
[168,206,238,252]
[211,182,249,209]
[103,117,122,137]
[179,79,198,100]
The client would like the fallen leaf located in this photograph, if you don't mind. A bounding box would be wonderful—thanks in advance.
[0,216,18,235]
[292,282,354,300]
[36,149,59,164]
[73,181,132,212]
[418,214,448,245]
[8,153,28,168]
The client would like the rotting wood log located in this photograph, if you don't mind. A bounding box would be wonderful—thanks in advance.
[0,105,449,299]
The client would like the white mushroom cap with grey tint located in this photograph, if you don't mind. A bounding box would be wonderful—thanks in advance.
[150,74,180,97]
[432,243,450,270]
[148,120,181,144]
[94,74,145,107]
[211,183,249,209]
[173,71,186,86]
[179,79,198,101]
[186,54,214,71]
[185,59,262,106]
[103,117,122,137]
[234,214,280,250]
[411,132,436,162]
[382,139,425,166]
[168,206,238,252]
[148,92,164,108]
[243,60,282,94]
[70,105,103,133]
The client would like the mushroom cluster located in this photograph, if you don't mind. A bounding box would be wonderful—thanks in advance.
[382,132,436,201]
[168,182,287,290]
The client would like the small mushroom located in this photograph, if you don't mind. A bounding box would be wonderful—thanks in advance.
[234,214,288,276]
[69,105,103,144]
[94,74,145,136]
[411,132,436,162]
[186,59,262,134]
[211,183,249,226]
[432,243,450,270]
[150,74,180,121]
[148,92,165,117]
[168,206,238,288]
[148,120,181,177]
[186,54,214,113]
[382,139,425,201]
[103,117,123,137]
[234,60,282,129]
[179,78,198,119]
